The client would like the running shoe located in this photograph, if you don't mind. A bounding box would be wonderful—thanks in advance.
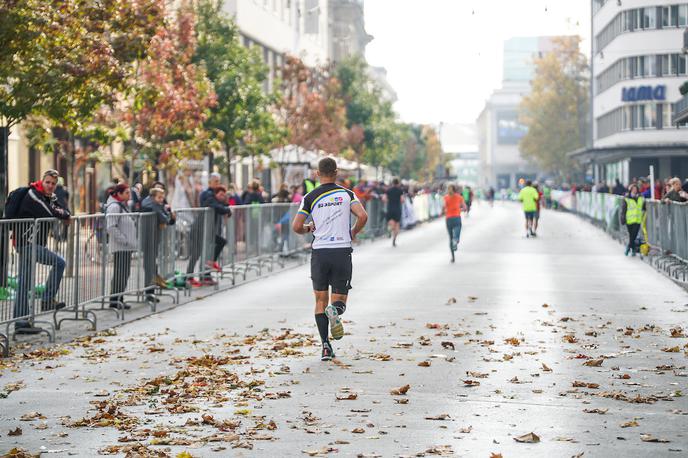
[450,241,457,252]
[321,341,335,361]
[206,261,222,272]
[325,304,344,340]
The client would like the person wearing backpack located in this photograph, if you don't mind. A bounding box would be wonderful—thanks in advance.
[6,170,71,334]
[105,184,138,309]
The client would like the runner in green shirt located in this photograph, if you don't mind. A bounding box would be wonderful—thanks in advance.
[518,180,539,238]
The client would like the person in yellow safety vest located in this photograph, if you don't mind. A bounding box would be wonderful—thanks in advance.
[303,169,320,195]
[620,183,646,257]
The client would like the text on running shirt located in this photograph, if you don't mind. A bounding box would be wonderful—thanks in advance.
[298,183,361,249]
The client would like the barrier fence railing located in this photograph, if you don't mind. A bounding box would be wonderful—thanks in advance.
[552,190,688,276]
[0,194,444,356]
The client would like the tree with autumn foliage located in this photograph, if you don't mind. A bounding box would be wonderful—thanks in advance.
[278,56,347,155]
[122,0,217,182]
[193,0,284,181]
[0,0,162,208]
[335,56,397,172]
[519,36,589,177]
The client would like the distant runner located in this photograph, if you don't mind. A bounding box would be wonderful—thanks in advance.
[444,184,468,263]
[462,185,473,216]
[385,178,404,247]
[518,180,539,238]
[292,158,368,361]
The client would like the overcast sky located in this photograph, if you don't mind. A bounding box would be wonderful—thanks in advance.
[364,0,591,125]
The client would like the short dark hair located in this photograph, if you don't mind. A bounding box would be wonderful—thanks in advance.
[392,178,400,186]
[526,180,532,186]
[318,157,337,177]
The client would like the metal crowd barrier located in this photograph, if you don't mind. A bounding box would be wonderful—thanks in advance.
[0,196,443,356]
[555,190,688,281]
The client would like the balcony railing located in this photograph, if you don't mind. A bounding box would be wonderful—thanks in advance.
[672,93,688,125]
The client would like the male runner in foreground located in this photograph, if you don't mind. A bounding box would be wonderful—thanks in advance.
[292,158,368,361]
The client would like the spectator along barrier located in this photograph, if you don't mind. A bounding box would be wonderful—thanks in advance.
[0,194,444,356]
[552,190,688,282]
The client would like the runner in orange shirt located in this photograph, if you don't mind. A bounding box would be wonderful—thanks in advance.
[443,184,468,263]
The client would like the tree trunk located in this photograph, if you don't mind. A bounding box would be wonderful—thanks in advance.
[0,124,10,288]
[225,141,232,184]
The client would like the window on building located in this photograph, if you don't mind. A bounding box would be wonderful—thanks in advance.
[662,6,670,27]
[643,7,657,28]
[644,104,657,128]
[661,54,670,76]
[623,106,631,130]
[680,5,688,26]
[664,103,673,129]
[672,5,680,26]
[679,54,688,75]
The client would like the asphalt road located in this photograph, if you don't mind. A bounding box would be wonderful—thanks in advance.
[1,201,687,457]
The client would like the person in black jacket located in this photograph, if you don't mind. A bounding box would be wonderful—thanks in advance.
[186,185,231,286]
[140,187,175,302]
[13,170,71,334]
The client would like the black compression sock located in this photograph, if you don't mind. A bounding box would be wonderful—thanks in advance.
[332,300,346,316]
[315,313,329,343]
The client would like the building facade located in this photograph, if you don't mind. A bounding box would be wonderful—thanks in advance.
[573,0,688,184]
[478,37,556,190]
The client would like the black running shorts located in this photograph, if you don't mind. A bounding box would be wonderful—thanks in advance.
[311,248,353,295]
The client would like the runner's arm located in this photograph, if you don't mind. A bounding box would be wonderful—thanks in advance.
[291,212,314,234]
[350,202,368,237]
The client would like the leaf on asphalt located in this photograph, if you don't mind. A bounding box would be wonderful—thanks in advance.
[417,361,431,367]
[371,353,392,361]
[441,341,455,350]
[303,447,338,456]
[94,389,110,397]
[19,412,44,421]
[583,408,608,414]
[504,337,521,346]
[426,323,442,329]
[462,380,480,387]
[468,296,478,302]
[390,384,410,395]
[147,346,165,353]
[8,427,22,436]
[394,398,409,404]
[640,434,670,443]
[573,381,600,389]
[563,334,578,344]
[425,414,450,421]
[620,420,639,428]
[446,297,457,305]
[514,432,540,443]
[2,448,39,458]
[541,303,549,308]
[176,453,195,458]
[661,346,680,353]
[466,371,489,378]
[418,445,454,456]
[351,427,365,433]
[670,327,685,337]
[583,359,604,367]
[490,454,503,458]
[459,426,472,433]
[541,363,552,372]
[336,393,358,401]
